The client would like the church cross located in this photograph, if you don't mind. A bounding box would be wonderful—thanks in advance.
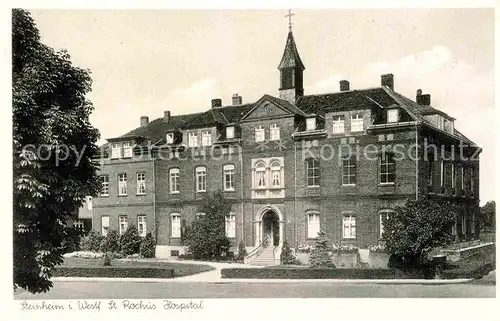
[285,9,295,31]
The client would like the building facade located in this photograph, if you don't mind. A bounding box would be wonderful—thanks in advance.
[92,28,481,258]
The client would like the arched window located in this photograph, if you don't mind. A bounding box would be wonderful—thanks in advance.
[225,213,236,238]
[255,162,266,188]
[170,213,181,238]
[270,161,281,187]
[306,211,320,239]
[379,209,395,239]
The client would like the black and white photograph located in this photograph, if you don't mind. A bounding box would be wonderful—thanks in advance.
[8,4,497,320]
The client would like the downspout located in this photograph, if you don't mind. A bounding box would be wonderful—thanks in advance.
[415,123,419,201]
[294,140,298,246]
[240,145,244,245]
[152,150,157,242]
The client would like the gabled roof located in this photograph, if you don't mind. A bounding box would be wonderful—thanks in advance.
[182,103,254,129]
[277,31,305,70]
[240,94,307,120]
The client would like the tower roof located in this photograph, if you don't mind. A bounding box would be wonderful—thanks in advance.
[278,31,305,70]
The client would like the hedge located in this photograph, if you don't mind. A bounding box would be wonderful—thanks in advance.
[53,267,175,278]
[220,268,426,279]
[441,263,494,280]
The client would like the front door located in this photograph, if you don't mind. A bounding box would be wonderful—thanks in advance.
[262,211,280,246]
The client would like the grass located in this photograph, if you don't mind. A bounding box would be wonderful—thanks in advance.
[60,257,214,277]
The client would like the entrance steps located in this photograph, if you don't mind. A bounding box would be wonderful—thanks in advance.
[246,246,279,266]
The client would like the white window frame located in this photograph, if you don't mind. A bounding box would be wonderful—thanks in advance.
[461,214,466,234]
[225,213,236,238]
[118,173,127,196]
[201,130,212,147]
[451,218,457,236]
[379,210,394,239]
[196,212,206,220]
[169,168,180,194]
[111,143,121,159]
[223,164,235,191]
[342,155,356,186]
[270,123,280,141]
[386,134,394,141]
[136,172,146,195]
[307,212,320,239]
[306,158,320,187]
[73,220,84,230]
[270,161,281,188]
[461,166,465,190]
[195,166,207,192]
[137,215,147,237]
[387,109,399,123]
[255,162,266,188]
[255,125,265,142]
[166,133,174,144]
[342,214,356,239]
[470,167,475,193]
[188,132,198,148]
[119,216,128,235]
[451,163,456,189]
[101,216,109,237]
[86,196,93,210]
[380,153,395,184]
[226,126,235,139]
[440,160,444,187]
[100,175,109,196]
[351,114,364,132]
[170,214,181,238]
[306,117,316,131]
[122,142,133,158]
[332,115,345,134]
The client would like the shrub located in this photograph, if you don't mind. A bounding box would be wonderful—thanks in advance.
[120,224,142,255]
[80,230,104,252]
[368,244,387,253]
[52,267,175,278]
[309,231,336,268]
[103,252,112,266]
[280,241,296,265]
[140,232,156,258]
[236,241,247,261]
[99,229,120,253]
[296,244,314,254]
[63,251,104,259]
[332,244,359,254]
[61,226,84,253]
[220,268,424,279]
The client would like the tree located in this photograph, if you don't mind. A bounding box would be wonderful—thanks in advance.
[280,240,296,265]
[120,224,142,255]
[13,9,101,293]
[309,231,336,268]
[140,232,156,258]
[184,190,231,260]
[99,230,120,253]
[383,194,457,268]
[480,201,495,231]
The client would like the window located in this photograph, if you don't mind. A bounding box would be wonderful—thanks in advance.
[461,166,465,190]
[73,220,84,230]
[255,162,266,188]
[195,167,207,192]
[118,173,127,195]
[306,117,316,131]
[307,212,320,239]
[332,116,345,134]
[111,143,121,159]
[225,213,236,238]
[386,134,394,141]
[188,132,198,148]
[470,168,475,193]
[137,215,147,237]
[471,212,475,235]
[378,134,385,142]
[342,155,357,185]
[201,130,212,146]
[270,123,280,141]
[387,109,399,123]
[270,161,281,187]
[461,214,466,234]
[86,196,93,210]
[119,216,128,235]
[101,216,109,236]
[136,173,146,195]
[437,115,445,130]
[100,175,109,196]
[351,114,364,132]
[306,158,320,187]
[379,210,394,238]
[226,126,235,139]
[379,153,395,184]
[428,156,434,186]
[223,164,235,191]
[342,214,356,239]
[451,218,457,236]
[440,160,444,187]
[171,214,181,238]
[451,163,456,189]
[122,142,133,158]
[196,212,206,220]
[169,168,179,193]
[166,133,174,144]
[255,125,265,142]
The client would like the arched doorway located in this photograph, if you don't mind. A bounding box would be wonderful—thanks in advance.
[262,211,280,246]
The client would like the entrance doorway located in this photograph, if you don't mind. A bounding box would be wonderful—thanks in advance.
[262,211,280,246]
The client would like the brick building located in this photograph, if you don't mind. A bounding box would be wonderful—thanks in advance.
[92,28,481,259]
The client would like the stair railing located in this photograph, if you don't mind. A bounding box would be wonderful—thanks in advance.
[244,236,270,263]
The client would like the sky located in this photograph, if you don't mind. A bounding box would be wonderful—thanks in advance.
[28,9,495,204]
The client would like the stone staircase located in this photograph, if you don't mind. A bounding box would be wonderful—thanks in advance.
[246,246,278,266]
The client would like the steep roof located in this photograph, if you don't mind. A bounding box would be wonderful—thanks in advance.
[277,31,305,70]
[182,103,254,128]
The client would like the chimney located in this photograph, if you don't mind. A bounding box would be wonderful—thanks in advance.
[140,116,149,127]
[232,93,243,106]
[420,94,431,106]
[381,73,394,90]
[211,98,222,108]
[339,80,350,91]
[416,89,423,104]
[164,110,171,123]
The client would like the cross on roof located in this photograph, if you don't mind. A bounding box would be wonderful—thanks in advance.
[285,9,295,31]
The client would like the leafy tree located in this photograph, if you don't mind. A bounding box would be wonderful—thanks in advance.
[120,224,142,255]
[280,240,296,265]
[236,240,247,261]
[140,232,156,258]
[383,194,457,268]
[480,201,495,231]
[13,9,100,293]
[184,190,231,260]
[99,229,120,253]
[309,231,336,268]
[80,230,103,252]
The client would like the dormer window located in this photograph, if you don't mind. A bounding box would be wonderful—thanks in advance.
[351,114,364,132]
[122,142,133,158]
[306,117,316,131]
[111,143,121,159]
[166,133,174,144]
[387,109,399,123]
[226,126,235,139]
[188,132,198,148]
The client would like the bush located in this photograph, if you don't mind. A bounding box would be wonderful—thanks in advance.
[80,230,104,252]
[120,224,142,255]
[61,227,84,253]
[103,252,112,266]
[221,268,424,279]
[309,231,336,268]
[99,230,120,253]
[52,267,175,278]
[280,241,296,265]
[140,232,156,258]
[236,241,247,261]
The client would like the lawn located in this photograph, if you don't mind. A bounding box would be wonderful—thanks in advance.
[60,257,214,277]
